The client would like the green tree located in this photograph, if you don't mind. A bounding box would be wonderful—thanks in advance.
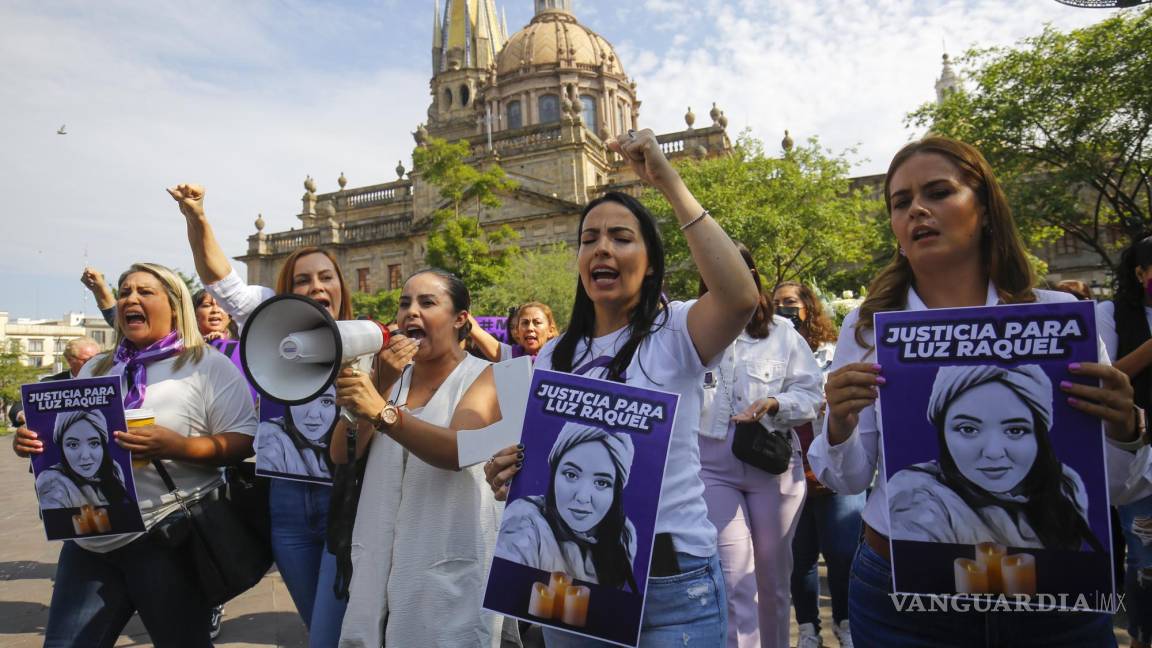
[415,136,521,292]
[642,133,883,298]
[471,244,577,329]
[0,341,42,429]
[351,288,402,322]
[908,7,1152,269]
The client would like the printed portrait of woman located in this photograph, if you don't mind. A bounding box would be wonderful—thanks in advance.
[256,385,338,481]
[494,422,640,591]
[888,364,1104,551]
[35,410,129,511]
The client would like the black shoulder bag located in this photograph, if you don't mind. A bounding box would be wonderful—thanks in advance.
[721,365,791,474]
[151,460,274,606]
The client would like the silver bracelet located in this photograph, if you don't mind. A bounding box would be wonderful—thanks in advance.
[680,208,710,231]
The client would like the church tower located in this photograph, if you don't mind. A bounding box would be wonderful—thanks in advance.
[427,0,506,141]
[935,53,959,104]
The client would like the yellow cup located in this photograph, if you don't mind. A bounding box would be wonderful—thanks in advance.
[124,408,155,468]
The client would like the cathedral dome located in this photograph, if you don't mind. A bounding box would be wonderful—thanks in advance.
[496,9,623,78]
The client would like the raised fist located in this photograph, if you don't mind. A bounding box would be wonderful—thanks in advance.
[166,183,206,221]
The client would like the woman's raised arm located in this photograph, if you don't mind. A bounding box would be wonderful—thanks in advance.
[166,184,234,285]
[609,130,758,365]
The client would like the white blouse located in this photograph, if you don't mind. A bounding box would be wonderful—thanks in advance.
[807,283,1152,537]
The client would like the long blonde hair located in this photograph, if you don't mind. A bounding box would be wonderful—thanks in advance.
[855,137,1036,348]
[91,263,206,375]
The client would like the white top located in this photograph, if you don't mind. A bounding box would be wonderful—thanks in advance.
[807,284,1152,537]
[535,300,718,557]
[698,317,823,443]
[75,350,258,552]
[340,354,506,648]
[1095,300,1152,361]
[812,341,836,436]
[205,267,275,328]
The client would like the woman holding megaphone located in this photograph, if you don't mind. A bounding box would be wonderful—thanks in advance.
[167,185,409,647]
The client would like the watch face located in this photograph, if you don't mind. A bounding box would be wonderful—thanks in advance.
[381,406,399,426]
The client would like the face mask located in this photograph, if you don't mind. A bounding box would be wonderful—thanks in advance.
[776,305,803,328]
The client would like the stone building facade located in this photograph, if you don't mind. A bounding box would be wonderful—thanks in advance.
[238,0,732,294]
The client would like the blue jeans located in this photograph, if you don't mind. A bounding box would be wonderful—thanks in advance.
[269,479,347,648]
[541,552,727,647]
[1118,495,1152,643]
[791,491,865,627]
[849,541,1115,647]
[44,535,211,648]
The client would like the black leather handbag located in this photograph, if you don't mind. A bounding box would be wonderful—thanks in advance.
[731,420,792,475]
[152,461,273,607]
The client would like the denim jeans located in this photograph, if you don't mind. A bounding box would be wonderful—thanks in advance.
[269,479,347,648]
[849,541,1116,647]
[541,552,727,647]
[1118,495,1152,643]
[44,535,211,648]
[790,491,865,628]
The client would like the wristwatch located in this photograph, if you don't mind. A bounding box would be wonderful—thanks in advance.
[372,402,403,431]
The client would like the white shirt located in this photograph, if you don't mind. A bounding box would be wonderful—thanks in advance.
[535,300,718,558]
[75,350,258,552]
[698,317,823,442]
[807,284,1152,537]
[1095,300,1152,361]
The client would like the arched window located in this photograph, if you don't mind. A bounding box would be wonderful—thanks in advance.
[460,84,471,106]
[616,101,628,133]
[444,88,453,108]
[580,95,598,133]
[506,100,522,130]
[538,94,560,124]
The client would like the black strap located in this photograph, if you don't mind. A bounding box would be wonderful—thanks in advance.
[152,459,179,494]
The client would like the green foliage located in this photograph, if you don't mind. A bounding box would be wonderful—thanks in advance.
[908,7,1152,270]
[351,289,402,322]
[642,133,884,299]
[0,340,42,427]
[415,136,521,292]
[472,244,577,329]
[175,268,202,296]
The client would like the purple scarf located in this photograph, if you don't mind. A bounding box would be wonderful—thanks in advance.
[113,330,185,409]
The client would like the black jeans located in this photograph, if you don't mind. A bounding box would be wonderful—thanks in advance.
[44,533,211,648]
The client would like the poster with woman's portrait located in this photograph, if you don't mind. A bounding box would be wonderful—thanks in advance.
[482,369,678,648]
[876,301,1115,612]
[21,376,145,540]
[255,386,338,484]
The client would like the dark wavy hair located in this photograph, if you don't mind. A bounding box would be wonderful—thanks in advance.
[923,381,1103,552]
[1114,235,1152,308]
[281,393,337,476]
[551,192,667,381]
[192,289,239,340]
[772,281,838,352]
[542,439,637,591]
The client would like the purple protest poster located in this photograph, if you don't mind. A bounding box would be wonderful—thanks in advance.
[254,390,336,485]
[21,376,145,540]
[482,369,677,647]
[475,315,511,344]
[876,300,1114,612]
[209,338,258,404]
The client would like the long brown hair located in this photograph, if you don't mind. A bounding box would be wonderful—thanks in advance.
[700,242,772,339]
[855,137,1036,348]
[274,247,353,320]
[773,281,837,352]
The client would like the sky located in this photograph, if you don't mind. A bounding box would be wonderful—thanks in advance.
[0,0,1123,320]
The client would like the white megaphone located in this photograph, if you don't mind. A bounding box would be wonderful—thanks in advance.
[240,294,391,404]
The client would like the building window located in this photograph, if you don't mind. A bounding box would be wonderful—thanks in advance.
[460,84,470,106]
[388,264,403,290]
[580,95,597,132]
[357,268,370,293]
[92,330,106,345]
[616,101,628,133]
[506,101,522,129]
[443,88,453,108]
[27,339,43,352]
[538,94,560,124]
